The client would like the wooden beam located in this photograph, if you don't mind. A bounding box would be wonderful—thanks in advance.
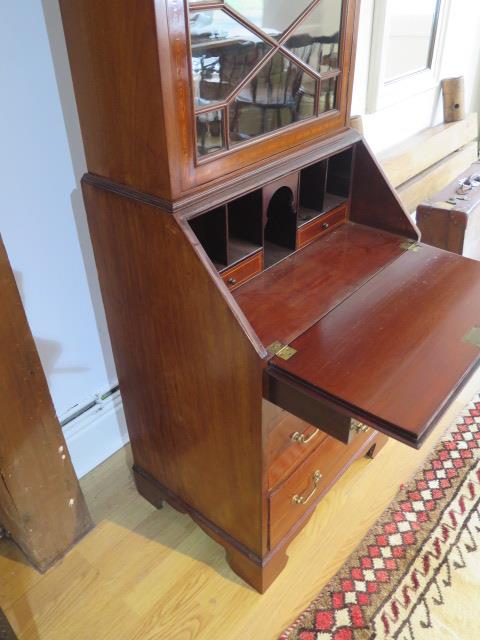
[378,114,478,188]
[397,142,478,214]
[0,236,92,571]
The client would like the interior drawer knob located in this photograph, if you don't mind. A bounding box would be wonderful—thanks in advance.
[291,470,323,505]
[291,430,318,445]
[227,277,237,286]
[322,222,329,230]
[350,419,369,434]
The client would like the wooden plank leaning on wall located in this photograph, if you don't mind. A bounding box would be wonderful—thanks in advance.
[396,142,478,214]
[352,113,479,213]
[0,235,92,571]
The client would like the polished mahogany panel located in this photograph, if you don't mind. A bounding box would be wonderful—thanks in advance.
[350,140,418,240]
[271,244,480,447]
[234,222,407,347]
[264,400,327,489]
[269,426,374,548]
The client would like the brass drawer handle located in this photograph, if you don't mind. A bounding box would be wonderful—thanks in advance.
[227,277,237,286]
[322,222,330,230]
[291,430,318,445]
[292,470,323,505]
[350,419,369,434]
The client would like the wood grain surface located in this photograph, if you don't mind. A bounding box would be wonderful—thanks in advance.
[272,243,480,447]
[82,182,267,555]
[416,159,480,258]
[234,222,407,348]
[351,140,419,238]
[3,367,477,640]
[60,0,360,197]
[0,236,92,571]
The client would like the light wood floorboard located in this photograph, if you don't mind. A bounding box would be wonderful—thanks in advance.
[1,368,479,639]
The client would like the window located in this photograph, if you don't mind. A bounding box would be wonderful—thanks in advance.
[367,0,447,112]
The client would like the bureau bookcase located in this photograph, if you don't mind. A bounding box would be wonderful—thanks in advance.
[60,0,480,591]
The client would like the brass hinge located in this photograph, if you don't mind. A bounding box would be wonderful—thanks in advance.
[267,340,297,361]
[400,240,421,252]
[350,419,369,434]
[463,326,480,348]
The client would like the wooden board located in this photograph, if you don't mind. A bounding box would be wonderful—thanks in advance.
[350,140,419,239]
[398,142,479,214]
[378,114,478,188]
[416,160,480,259]
[82,182,266,555]
[270,243,480,447]
[0,236,92,571]
[234,223,407,348]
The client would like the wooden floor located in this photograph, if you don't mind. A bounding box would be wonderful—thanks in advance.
[2,368,480,640]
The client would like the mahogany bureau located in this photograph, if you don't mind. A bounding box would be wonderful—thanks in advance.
[60,0,480,592]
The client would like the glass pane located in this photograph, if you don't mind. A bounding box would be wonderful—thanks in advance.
[319,76,338,113]
[284,0,342,74]
[384,0,440,82]
[196,110,225,156]
[229,51,316,144]
[227,0,314,39]
[190,9,272,108]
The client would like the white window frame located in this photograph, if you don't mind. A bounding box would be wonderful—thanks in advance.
[366,0,451,113]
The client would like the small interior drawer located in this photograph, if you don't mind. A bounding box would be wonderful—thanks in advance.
[221,250,263,290]
[264,400,328,490]
[297,204,347,249]
[269,427,374,549]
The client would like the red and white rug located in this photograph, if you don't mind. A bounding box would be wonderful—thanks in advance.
[280,394,480,640]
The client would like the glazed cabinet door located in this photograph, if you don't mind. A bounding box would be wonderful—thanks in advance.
[169,0,359,192]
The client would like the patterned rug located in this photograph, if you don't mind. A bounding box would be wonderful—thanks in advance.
[280,394,480,640]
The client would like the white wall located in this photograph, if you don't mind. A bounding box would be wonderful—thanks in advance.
[0,2,117,418]
[352,0,480,152]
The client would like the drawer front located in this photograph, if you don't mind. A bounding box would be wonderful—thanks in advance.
[221,250,263,290]
[264,400,328,490]
[297,205,347,249]
[266,369,367,445]
[269,427,375,548]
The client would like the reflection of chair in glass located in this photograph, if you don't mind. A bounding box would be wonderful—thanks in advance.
[193,40,267,104]
[230,53,312,140]
[287,32,340,74]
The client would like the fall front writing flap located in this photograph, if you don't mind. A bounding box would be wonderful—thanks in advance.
[267,244,480,448]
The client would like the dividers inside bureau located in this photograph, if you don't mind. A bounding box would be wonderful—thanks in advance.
[187,146,354,276]
[298,147,352,228]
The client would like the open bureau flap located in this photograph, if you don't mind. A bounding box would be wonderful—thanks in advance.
[265,242,480,448]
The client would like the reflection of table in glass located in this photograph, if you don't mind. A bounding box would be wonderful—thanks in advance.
[192,37,271,105]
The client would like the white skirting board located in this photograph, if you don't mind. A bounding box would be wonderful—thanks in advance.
[62,390,129,478]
